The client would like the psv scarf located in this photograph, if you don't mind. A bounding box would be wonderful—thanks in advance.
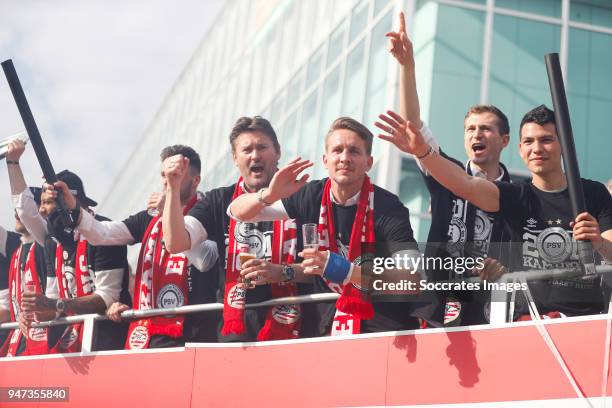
[126,195,198,350]
[0,244,48,357]
[50,238,92,354]
[221,180,301,340]
[318,177,375,336]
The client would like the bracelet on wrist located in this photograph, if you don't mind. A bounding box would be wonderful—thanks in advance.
[6,160,19,165]
[416,146,433,160]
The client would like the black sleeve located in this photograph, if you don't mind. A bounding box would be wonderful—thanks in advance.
[375,193,416,243]
[281,180,324,223]
[188,189,219,240]
[589,181,612,233]
[0,254,9,290]
[3,231,21,260]
[494,181,529,224]
[91,244,128,272]
[121,210,153,243]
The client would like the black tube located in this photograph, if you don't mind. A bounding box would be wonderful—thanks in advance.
[2,59,74,230]
[544,53,596,275]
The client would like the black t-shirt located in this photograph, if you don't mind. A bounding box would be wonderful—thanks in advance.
[281,178,423,336]
[121,209,220,343]
[45,214,131,351]
[496,179,612,316]
[188,185,276,342]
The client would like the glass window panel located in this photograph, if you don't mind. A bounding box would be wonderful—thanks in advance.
[306,46,325,89]
[489,15,560,172]
[341,39,366,119]
[364,11,393,159]
[570,0,612,28]
[567,28,612,183]
[399,159,432,244]
[417,0,485,9]
[299,89,320,163]
[281,111,298,160]
[317,66,342,178]
[349,0,370,42]
[328,20,347,67]
[425,6,485,163]
[286,68,305,112]
[270,90,287,126]
[374,0,391,16]
[495,0,561,18]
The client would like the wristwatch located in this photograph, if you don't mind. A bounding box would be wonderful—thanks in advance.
[281,264,295,282]
[258,188,273,206]
[55,298,66,314]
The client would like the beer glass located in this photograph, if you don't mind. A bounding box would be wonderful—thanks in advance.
[302,223,319,250]
[239,246,257,289]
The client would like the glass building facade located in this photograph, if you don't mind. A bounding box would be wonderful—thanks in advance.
[101,0,612,247]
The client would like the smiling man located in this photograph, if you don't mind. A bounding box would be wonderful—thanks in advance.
[377,104,612,319]
[227,117,427,336]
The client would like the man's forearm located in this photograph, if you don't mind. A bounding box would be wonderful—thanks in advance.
[63,294,106,315]
[0,309,9,323]
[420,151,500,212]
[162,188,191,253]
[6,161,27,196]
[399,65,422,128]
[230,192,270,221]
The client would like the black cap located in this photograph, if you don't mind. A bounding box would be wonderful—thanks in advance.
[29,186,42,207]
[56,170,97,207]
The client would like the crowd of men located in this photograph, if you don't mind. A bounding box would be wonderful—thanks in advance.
[1,12,611,356]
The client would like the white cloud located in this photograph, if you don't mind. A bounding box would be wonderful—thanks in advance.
[0,0,223,230]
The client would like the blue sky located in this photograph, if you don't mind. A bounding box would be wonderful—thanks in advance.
[0,0,223,228]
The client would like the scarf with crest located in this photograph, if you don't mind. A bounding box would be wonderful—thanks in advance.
[126,194,199,349]
[0,243,49,357]
[222,180,301,340]
[318,177,375,335]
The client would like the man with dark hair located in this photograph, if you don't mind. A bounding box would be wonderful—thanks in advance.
[226,116,426,336]
[382,12,512,326]
[6,139,131,352]
[378,103,612,318]
[0,188,50,357]
[46,144,219,349]
[161,117,306,342]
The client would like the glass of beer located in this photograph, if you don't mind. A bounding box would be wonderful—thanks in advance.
[239,246,257,289]
[302,223,319,250]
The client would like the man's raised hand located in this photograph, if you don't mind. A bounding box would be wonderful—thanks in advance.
[43,180,78,210]
[6,138,26,162]
[375,110,429,156]
[264,157,313,202]
[162,154,190,191]
[386,12,414,68]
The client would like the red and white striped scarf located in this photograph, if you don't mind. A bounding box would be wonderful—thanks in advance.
[50,238,92,354]
[126,195,199,350]
[0,244,48,357]
[318,177,375,335]
[222,180,301,340]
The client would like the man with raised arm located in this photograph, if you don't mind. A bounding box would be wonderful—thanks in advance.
[45,145,220,348]
[0,188,51,357]
[377,105,612,318]
[227,117,427,336]
[385,12,513,326]
[162,117,305,342]
[6,139,131,351]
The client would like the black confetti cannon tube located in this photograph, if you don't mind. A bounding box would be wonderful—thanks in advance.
[544,53,596,275]
[2,59,75,230]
